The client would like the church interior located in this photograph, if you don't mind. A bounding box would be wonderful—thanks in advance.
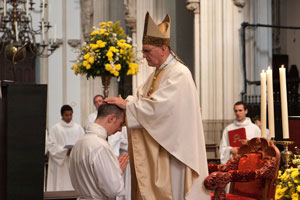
[1,0,300,199]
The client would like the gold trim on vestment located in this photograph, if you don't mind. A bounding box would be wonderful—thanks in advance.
[127,64,196,200]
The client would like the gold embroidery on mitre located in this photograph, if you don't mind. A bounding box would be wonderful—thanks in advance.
[143,12,170,46]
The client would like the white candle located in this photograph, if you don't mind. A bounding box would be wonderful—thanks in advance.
[42,0,45,19]
[266,67,275,138]
[54,24,57,43]
[48,4,51,20]
[260,70,267,138]
[25,0,28,17]
[42,21,45,42]
[279,65,289,139]
[15,22,19,42]
[4,0,6,17]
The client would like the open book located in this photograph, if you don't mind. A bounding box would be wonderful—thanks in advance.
[228,128,246,147]
[64,145,73,149]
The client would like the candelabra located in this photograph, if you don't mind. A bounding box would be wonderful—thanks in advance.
[0,0,60,64]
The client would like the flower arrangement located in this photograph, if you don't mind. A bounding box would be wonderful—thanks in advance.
[276,148,300,200]
[72,21,139,79]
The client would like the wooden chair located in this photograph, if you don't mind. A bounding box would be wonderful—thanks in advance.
[204,137,280,200]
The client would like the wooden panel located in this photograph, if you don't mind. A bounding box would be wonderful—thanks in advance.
[0,82,47,200]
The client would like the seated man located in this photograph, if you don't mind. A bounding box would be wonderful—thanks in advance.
[220,101,261,164]
[69,103,129,199]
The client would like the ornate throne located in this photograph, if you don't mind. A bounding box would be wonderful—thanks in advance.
[204,137,280,200]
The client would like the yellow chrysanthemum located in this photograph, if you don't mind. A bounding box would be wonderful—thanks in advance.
[90,30,98,36]
[291,170,299,178]
[110,69,116,74]
[88,56,95,64]
[83,60,88,66]
[106,51,113,60]
[115,64,121,71]
[109,46,119,53]
[96,40,106,48]
[292,192,299,200]
[86,64,91,69]
[83,53,90,60]
[99,28,106,35]
[99,22,107,27]
[297,185,300,192]
[105,64,112,71]
[114,71,119,77]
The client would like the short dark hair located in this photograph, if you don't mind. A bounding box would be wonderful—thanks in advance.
[93,95,104,104]
[97,103,123,119]
[61,105,73,116]
[234,101,247,110]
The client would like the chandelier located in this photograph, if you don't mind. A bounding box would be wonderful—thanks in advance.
[0,0,60,64]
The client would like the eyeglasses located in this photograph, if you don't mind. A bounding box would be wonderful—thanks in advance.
[142,46,159,54]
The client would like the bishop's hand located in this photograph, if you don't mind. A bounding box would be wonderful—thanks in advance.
[105,95,126,109]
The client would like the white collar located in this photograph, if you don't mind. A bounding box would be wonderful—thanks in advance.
[158,54,174,70]
[86,122,107,140]
[60,120,74,128]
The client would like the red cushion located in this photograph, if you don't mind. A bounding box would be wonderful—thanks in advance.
[232,153,264,199]
[210,192,256,200]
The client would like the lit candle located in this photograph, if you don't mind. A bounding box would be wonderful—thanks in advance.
[4,0,6,17]
[279,65,289,139]
[15,22,19,42]
[266,67,275,138]
[260,70,267,138]
[54,24,56,43]
[42,21,45,42]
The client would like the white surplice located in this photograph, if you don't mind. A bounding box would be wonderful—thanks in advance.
[126,54,210,200]
[219,117,261,164]
[69,123,125,200]
[47,120,84,191]
[85,111,131,200]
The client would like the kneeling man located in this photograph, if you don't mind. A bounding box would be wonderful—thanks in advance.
[69,103,129,199]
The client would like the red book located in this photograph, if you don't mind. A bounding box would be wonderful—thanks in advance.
[228,128,246,147]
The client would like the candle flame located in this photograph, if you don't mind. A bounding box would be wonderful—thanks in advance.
[281,64,285,68]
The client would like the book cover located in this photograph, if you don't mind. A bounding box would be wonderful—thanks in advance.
[228,128,246,147]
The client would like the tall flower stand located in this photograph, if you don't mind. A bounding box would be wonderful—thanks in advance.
[101,76,112,98]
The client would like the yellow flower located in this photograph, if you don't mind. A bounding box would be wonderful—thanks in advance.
[99,22,107,27]
[127,69,133,75]
[291,170,299,178]
[292,192,299,200]
[115,64,121,71]
[90,30,98,36]
[72,64,78,70]
[88,56,95,64]
[83,60,88,66]
[109,46,119,53]
[89,44,98,50]
[114,71,119,77]
[110,69,116,74]
[96,40,106,48]
[106,51,113,60]
[83,53,90,60]
[86,64,91,69]
[105,64,112,71]
[297,185,300,192]
[108,21,113,25]
[99,28,106,35]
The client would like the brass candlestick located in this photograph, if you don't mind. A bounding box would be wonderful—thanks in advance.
[274,140,294,169]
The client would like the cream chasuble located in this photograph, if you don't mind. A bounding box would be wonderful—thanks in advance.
[126,56,210,200]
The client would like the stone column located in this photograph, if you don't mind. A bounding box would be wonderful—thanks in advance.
[186,0,200,99]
